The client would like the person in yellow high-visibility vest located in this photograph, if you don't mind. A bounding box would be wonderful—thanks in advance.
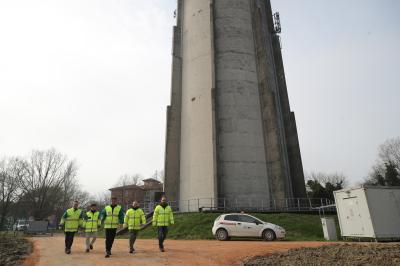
[83,203,101,252]
[100,197,124,258]
[124,201,146,253]
[152,195,174,252]
[59,200,83,254]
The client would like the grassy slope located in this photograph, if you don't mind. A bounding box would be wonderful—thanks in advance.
[134,213,337,241]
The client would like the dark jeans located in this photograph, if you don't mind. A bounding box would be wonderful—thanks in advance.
[65,232,75,250]
[129,229,139,249]
[105,228,117,252]
[157,226,168,248]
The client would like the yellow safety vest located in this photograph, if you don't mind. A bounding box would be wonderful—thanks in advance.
[124,208,146,230]
[152,205,174,227]
[104,205,122,229]
[84,211,101,232]
[60,208,82,232]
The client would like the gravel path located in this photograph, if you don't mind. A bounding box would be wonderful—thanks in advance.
[22,235,330,266]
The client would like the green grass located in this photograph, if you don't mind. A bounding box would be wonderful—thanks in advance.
[128,213,338,241]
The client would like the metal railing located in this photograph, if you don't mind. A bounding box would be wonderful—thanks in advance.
[167,197,335,213]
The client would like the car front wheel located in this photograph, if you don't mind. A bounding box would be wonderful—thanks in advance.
[262,229,276,241]
[216,228,229,241]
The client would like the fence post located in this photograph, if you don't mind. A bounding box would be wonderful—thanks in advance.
[223,198,226,211]
[297,198,300,211]
[320,198,323,207]
[235,198,238,211]
[273,199,276,211]
[197,198,200,211]
[211,198,213,209]
[261,200,264,211]
[187,200,190,212]
[308,198,312,210]
[285,198,288,211]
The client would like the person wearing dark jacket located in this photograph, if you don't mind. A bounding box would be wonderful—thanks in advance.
[100,197,124,258]
[152,196,174,252]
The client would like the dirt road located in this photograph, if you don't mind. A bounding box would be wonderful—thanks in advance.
[22,235,331,266]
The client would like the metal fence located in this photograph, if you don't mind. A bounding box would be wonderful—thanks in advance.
[166,197,335,213]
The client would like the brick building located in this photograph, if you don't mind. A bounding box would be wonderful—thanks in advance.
[109,178,164,212]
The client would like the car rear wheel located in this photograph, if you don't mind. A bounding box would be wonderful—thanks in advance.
[216,228,229,241]
[262,229,276,241]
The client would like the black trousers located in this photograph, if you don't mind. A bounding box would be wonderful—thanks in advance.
[157,226,168,248]
[65,232,75,250]
[129,229,139,249]
[105,228,117,252]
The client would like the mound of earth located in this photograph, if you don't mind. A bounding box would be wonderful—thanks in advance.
[0,235,32,266]
[244,243,400,266]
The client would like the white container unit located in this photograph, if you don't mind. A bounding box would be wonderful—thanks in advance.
[334,187,400,240]
[321,217,338,241]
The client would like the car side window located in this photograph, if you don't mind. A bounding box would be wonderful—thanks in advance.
[238,215,258,223]
[224,215,240,221]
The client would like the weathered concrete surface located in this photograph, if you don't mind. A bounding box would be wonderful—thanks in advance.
[164,0,183,203]
[214,0,270,204]
[179,0,217,210]
[23,236,332,266]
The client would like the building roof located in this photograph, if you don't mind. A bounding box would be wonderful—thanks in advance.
[142,178,162,183]
[109,184,144,191]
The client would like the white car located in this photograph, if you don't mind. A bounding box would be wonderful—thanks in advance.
[13,220,29,231]
[212,213,286,241]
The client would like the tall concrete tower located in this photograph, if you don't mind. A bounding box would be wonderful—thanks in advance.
[164,0,306,211]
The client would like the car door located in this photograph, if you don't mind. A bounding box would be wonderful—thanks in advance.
[237,215,263,237]
[223,215,241,236]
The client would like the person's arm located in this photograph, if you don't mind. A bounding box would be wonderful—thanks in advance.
[97,212,102,228]
[152,206,158,226]
[141,210,146,225]
[79,210,85,227]
[59,211,68,225]
[123,210,129,228]
[118,207,125,225]
[169,207,174,225]
[100,208,106,222]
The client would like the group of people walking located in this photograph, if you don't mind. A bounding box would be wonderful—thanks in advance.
[59,195,174,258]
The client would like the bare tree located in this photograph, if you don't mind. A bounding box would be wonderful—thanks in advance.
[378,137,400,170]
[364,137,400,186]
[0,158,25,230]
[115,174,143,187]
[306,171,348,188]
[305,171,348,200]
[18,149,79,220]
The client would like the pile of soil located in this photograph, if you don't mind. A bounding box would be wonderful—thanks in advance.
[0,235,32,266]
[244,243,400,266]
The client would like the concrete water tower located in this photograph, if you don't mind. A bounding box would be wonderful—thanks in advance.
[164,0,306,211]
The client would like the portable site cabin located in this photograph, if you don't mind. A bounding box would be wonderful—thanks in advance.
[334,186,400,241]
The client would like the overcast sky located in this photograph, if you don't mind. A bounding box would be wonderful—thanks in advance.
[0,0,399,194]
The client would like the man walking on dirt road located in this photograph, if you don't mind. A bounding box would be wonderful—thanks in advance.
[101,197,124,258]
[152,195,174,252]
[83,203,101,253]
[124,201,146,253]
[59,200,83,254]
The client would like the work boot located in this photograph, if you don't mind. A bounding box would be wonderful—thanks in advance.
[64,248,68,254]
[66,249,71,255]
[86,248,89,253]
[105,250,111,258]
[129,248,134,253]
[89,244,93,250]
[160,247,165,252]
